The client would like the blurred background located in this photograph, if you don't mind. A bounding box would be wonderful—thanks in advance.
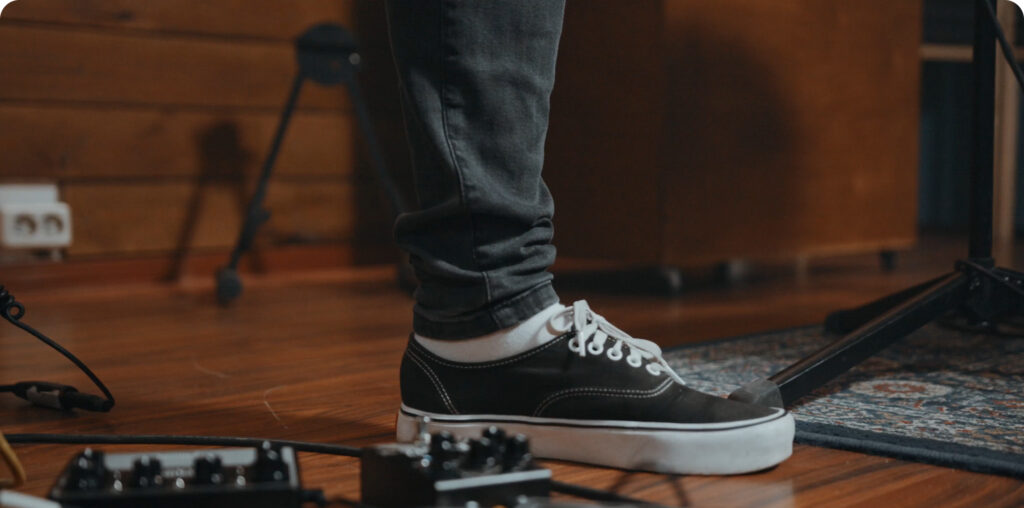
[0,0,1017,290]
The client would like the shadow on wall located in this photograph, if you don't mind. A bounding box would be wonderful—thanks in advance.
[663,24,802,258]
[168,121,252,280]
[351,1,416,264]
[545,2,801,267]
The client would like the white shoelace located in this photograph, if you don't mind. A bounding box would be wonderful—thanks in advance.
[548,300,686,385]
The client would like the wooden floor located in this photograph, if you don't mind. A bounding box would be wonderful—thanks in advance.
[3,236,1024,507]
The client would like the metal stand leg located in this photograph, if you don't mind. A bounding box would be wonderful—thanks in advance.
[823,274,950,334]
[216,73,304,304]
[730,272,969,407]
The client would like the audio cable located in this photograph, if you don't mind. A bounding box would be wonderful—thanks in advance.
[0,286,113,413]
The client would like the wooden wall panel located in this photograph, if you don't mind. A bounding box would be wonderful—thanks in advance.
[0,1,401,268]
[0,105,355,178]
[64,180,358,256]
[546,1,666,264]
[2,0,354,40]
[547,0,920,267]
[660,0,920,264]
[0,25,349,110]
[4,0,919,272]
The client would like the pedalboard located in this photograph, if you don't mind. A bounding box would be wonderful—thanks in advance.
[48,441,307,508]
[361,425,552,507]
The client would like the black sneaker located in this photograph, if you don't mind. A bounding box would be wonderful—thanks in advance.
[396,301,794,475]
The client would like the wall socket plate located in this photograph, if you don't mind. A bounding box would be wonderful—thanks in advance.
[0,184,73,249]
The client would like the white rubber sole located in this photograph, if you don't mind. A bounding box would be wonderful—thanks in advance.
[397,404,795,475]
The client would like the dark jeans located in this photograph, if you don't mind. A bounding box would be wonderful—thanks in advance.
[386,0,566,339]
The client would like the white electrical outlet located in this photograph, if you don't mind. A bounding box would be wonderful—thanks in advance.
[0,184,73,249]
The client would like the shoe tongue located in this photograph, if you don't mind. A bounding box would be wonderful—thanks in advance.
[548,310,575,333]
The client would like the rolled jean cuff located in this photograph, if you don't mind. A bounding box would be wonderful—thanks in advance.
[412,282,559,340]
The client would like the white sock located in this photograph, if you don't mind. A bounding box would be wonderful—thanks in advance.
[414,302,568,362]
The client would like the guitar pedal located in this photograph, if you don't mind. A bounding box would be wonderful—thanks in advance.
[361,424,552,507]
[49,442,306,508]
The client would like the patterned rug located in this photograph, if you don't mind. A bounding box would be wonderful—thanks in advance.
[663,324,1024,478]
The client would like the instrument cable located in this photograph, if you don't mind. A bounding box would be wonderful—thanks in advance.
[4,433,361,458]
[0,287,113,413]
[984,0,1024,95]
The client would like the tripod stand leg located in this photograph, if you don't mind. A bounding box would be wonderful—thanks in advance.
[823,274,949,334]
[344,76,409,216]
[217,73,306,304]
[729,272,968,407]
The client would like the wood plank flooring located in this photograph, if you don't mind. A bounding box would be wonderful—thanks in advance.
[2,237,1023,506]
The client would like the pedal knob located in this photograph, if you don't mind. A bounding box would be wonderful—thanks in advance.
[428,431,456,459]
[467,437,499,470]
[253,441,289,482]
[503,434,532,470]
[130,456,163,488]
[67,448,107,491]
[193,454,224,485]
[428,431,464,477]
[482,426,506,444]
[481,426,507,459]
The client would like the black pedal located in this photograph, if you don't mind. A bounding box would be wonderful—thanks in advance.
[49,442,306,508]
[361,424,552,507]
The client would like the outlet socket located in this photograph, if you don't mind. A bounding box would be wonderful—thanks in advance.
[0,184,73,249]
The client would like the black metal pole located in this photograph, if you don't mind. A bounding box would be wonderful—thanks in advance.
[969,0,997,263]
[345,76,410,216]
[226,73,305,269]
[770,274,967,405]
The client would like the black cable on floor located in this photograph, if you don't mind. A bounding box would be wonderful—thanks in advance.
[4,433,362,458]
[0,286,114,412]
[550,479,664,507]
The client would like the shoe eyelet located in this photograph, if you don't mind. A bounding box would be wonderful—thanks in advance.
[568,337,581,353]
[627,355,642,368]
[607,348,623,361]
[587,342,604,355]
[646,364,662,376]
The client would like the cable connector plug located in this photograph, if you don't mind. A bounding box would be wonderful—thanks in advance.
[9,381,113,412]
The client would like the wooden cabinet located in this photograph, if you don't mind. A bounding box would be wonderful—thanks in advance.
[545,0,922,266]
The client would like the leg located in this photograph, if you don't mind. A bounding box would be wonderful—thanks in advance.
[385,1,794,475]
[731,272,969,407]
[386,0,563,340]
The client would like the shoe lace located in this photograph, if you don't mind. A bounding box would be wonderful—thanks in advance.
[549,300,686,385]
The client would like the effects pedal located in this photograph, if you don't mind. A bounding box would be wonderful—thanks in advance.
[361,423,552,507]
[48,441,307,508]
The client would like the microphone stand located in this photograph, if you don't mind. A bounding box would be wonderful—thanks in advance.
[216,24,408,305]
